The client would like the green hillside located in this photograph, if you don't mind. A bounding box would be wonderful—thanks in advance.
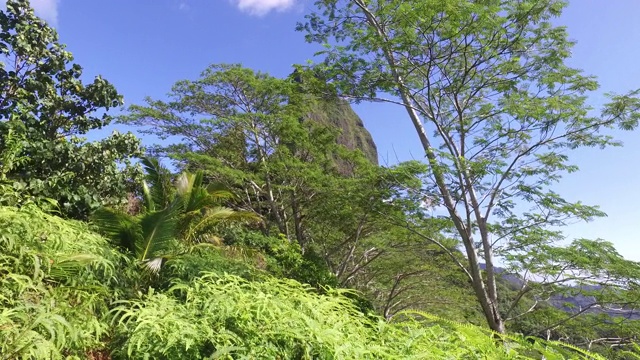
[2,0,640,359]
[1,206,601,359]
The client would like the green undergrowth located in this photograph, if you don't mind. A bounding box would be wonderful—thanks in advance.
[0,205,131,359]
[112,273,603,359]
[0,206,604,359]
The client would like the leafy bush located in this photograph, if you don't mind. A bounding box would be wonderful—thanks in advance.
[0,206,605,359]
[112,272,603,360]
[221,227,338,287]
[157,244,259,288]
[0,206,133,359]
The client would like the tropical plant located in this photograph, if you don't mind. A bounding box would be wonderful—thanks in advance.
[111,271,605,359]
[92,157,257,271]
[0,204,609,359]
[174,168,258,244]
[120,64,345,247]
[120,64,485,321]
[0,205,133,359]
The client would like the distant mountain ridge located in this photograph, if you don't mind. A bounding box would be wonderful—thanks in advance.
[482,264,640,320]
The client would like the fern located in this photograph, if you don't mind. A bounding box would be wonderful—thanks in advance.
[112,272,604,359]
[0,206,613,359]
[0,206,132,358]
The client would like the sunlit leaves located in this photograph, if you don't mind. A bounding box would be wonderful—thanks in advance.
[112,272,601,359]
[0,0,142,219]
[300,0,640,337]
[0,206,132,358]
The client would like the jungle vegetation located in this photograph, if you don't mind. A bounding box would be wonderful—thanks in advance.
[2,0,640,358]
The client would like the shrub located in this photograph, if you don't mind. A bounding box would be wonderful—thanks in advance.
[0,206,133,358]
[0,206,604,359]
[112,272,603,360]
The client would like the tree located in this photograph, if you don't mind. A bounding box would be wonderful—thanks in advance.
[0,0,141,218]
[300,0,640,333]
[120,64,344,248]
[304,157,477,318]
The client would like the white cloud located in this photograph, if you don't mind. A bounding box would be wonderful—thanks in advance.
[1,0,60,26]
[232,0,295,16]
[31,0,59,26]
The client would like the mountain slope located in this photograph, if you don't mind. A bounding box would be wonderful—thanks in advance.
[306,97,379,165]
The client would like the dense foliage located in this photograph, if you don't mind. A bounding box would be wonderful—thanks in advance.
[0,0,141,219]
[300,0,640,338]
[1,206,609,359]
[0,206,133,359]
[2,0,640,359]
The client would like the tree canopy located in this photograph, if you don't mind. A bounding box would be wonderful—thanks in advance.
[0,0,141,219]
[299,0,640,334]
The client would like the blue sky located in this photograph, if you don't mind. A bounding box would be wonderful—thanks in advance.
[17,0,640,260]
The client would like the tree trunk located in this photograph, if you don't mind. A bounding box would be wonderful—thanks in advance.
[249,120,287,237]
[353,0,506,333]
[290,189,306,250]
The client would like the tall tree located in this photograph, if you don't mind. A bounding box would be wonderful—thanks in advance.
[0,0,141,218]
[121,64,344,248]
[308,159,482,322]
[300,0,640,333]
[124,63,506,330]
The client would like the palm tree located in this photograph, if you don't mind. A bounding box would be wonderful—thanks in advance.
[92,157,258,272]
[173,169,253,244]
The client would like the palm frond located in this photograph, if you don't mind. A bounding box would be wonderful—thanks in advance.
[91,208,141,254]
[175,171,233,212]
[174,172,192,198]
[182,207,260,244]
[183,187,217,213]
[49,254,112,283]
[191,170,204,190]
[141,180,155,212]
[176,171,234,213]
[137,206,179,262]
[142,257,165,274]
[175,172,197,212]
[141,157,173,208]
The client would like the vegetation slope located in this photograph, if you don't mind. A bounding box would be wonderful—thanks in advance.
[0,206,606,359]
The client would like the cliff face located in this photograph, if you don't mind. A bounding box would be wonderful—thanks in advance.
[306,98,379,165]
